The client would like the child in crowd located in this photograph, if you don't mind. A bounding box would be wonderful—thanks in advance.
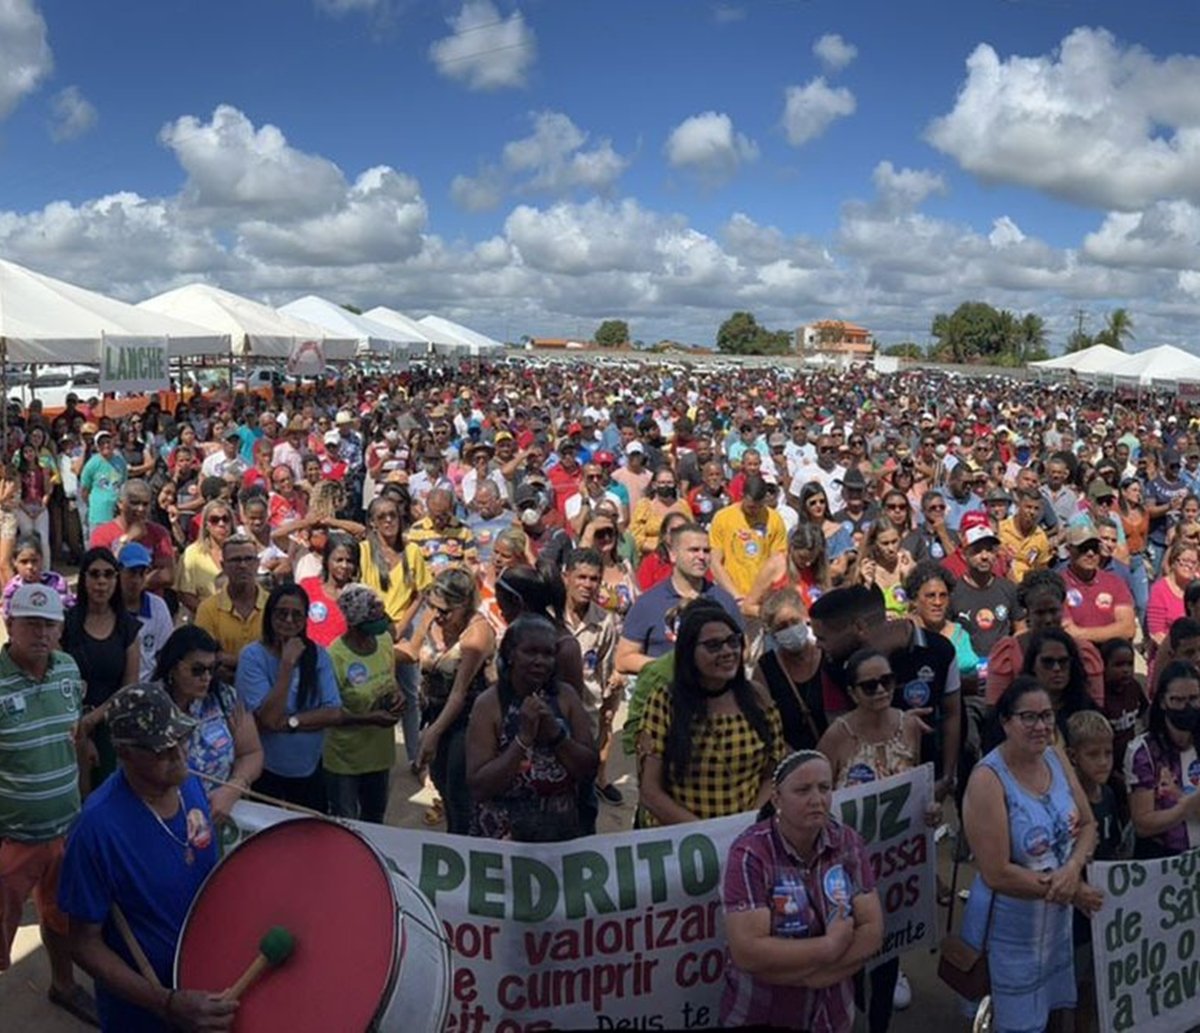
[1098,637,1146,771]
[1065,710,1127,1033]
[1,530,75,618]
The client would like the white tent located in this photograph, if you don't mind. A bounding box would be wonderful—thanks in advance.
[419,315,505,357]
[1103,344,1200,387]
[0,259,229,363]
[1029,343,1126,376]
[278,296,423,359]
[364,306,457,354]
[138,284,357,362]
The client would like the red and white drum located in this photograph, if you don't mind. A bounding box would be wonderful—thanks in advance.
[175,818,451,1032]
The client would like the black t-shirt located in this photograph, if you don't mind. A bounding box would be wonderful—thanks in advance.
[950,576,1024,659]
[758,650,827,752]
[63,607,140,708]
[902,526,958,563]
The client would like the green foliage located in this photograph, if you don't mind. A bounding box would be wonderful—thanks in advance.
[929,302,1049,365]
[883,342,924,359]
[340,303,363,315]
[594,319,630,348]
[716,311,793,355]
[1094,308,1134,351]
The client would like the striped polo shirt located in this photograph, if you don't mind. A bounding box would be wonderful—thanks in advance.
[0,648,84,842]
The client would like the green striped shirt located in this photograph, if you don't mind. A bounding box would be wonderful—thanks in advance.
[0,648,84,842]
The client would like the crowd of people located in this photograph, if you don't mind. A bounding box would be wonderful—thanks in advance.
[1,356,1199,1031]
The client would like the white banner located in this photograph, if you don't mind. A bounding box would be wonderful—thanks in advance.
[99,334,169,393]
[223,766,936,1031]
[1090,850,1200,1033]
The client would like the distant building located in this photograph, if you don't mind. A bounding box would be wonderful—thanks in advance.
[796,320,874,360]
[529,338,590,350]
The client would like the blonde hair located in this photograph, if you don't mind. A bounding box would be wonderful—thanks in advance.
[1065,710,1113,748]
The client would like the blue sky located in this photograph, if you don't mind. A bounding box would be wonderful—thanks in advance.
[0,0,1198,351]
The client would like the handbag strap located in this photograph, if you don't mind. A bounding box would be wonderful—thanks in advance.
[945,848,997,942]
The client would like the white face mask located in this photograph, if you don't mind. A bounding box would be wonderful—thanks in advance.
[774,622,811,653]
[519,507,541,527]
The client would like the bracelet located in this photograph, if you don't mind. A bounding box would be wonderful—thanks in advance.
[515,734,533,753]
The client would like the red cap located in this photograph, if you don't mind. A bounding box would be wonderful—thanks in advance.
[959,510,991,534]
[568,422,583,435]
[594,451,615,465]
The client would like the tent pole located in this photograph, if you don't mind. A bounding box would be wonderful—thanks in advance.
[0,337,7,452]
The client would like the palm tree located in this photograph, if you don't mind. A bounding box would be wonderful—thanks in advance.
[1096,308,1134,351]
[1018,313,1047,362]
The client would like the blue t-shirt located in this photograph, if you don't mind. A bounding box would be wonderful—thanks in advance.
[621,577,743,659]
[235,641,340,778]
[58,772,217,1033]
[79,453,128,527]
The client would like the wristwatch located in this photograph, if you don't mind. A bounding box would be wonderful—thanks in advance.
[287,715,301,732]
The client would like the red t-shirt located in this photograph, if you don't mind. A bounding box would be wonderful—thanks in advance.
[1062,566,1133,629]
[89,520,175,569]
[269,491,307,529]
[298,576,347,648]
[547,463,583,516]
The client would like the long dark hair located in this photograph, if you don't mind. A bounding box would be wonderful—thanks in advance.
[321,530,360,583]
[365,494,409,593]
[152,625,229,712]
[262,583,320,709]
[1149,660,1200,756]
[77,547,122,615]
[1021,627,1095,735]
[663,601,775,789]
[496,563,565,626]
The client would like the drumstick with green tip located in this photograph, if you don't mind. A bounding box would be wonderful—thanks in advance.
[219,927,296,1001]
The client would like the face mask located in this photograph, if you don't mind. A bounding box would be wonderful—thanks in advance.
[519,507,541,527]
[359,617,391,636]
[1166,706,1200,735]
[656,486,677,501]
[774,623,812,653]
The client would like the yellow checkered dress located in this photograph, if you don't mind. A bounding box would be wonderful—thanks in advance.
[639,683,784,827]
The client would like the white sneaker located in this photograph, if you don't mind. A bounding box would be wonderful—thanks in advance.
[892,969,912,1011]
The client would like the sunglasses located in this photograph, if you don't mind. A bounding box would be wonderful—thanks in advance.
[594,528,616,539]
[854,674,896,696]
[1073,541,1102,555]
[189,662,217,678]
[697,632,743,655]
[1036,655,1070,669]
[208,514,232,525]
[86,568,117,580]
[885,502,908,511]
[272,608,307,624]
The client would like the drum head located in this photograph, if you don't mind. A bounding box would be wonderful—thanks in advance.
[177,818,398,1032]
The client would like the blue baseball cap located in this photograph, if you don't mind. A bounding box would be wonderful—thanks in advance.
[117,542,153,570]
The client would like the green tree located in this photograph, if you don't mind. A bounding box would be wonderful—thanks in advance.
[1094,308,1134,351]
[716,312,793,355]
[1065,330,1094,353]
[594,319,630,348]
[1017,313,1047,363]
[929,301,1004,362]
[340,303,363,315]
[883,342,923,359]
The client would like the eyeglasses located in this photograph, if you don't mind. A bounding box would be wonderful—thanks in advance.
[885,502,908,511]
[86,568,117,580]
[1074,541,1102,555]
[374,510,400,523]
[1176,558,1199,570]
[925,503,946,512]
[272,608,306,624]
[585,474,602,482]
[1035,655,1070,669]
[208,514,232,525]
[1014,709,1056,728]
[188,662,216,678]
[854,674,896,696]
[697,632,742,655]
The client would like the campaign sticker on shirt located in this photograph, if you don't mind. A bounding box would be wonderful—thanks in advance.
[823,865,852,909]
[1,692,27,718]
[903,680,931,707]
[309,601,328,623]
[1066,588,1084,608]
[347,661,370,687]
[744,540,759,557]
[995,604,1008,622]
[1023,825,1052,859]
[892,587,907,605]
[584,649,599,674]
[917,665,935,683]
[187,809,213,851]
[771,879,810,938]
[1188,758,1200,790]
[976,608,995,631]
[809,587,823,602]
[699,498,713,514]
[845,763,877,785]
[477,529,493,545]
[1096,592,1114,610]
[931,542,944,559]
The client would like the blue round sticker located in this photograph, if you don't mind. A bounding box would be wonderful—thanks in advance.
[1066,588,1083,608]
[309,601,328,623]
[903,680,931,707]
[1188,758,1200,789]
[1023,825,1052,858]
[931,542,944,559]
[845,763,877,785]
[346,661,369,687]
[823,865,851,908]
[584,649,599,673]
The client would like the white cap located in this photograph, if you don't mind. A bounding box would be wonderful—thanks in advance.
[626,441,646,455]
[323,430,340,446]
[9,583,64,621]
[335,410,353,426]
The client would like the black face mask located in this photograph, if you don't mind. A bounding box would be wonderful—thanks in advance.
[1166,706,1200,735]
[656,486,677,501]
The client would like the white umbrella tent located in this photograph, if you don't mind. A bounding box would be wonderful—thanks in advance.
[279,296,423,368]
[418,315,505,357]
[1029,343,1126,378]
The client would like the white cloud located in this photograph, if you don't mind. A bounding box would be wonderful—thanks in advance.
[989,216,1026,248]
[160,105,347,221]
[0,0,52,119]
[871,161,946,214]
[926,27,1200,210]
[450,111,628,210]
[813,33,857,72]
[1083,201,1200,269]
[48,85,96,141]
[664,111,758,183]
[429,0,536,91]
[781,77,855,146]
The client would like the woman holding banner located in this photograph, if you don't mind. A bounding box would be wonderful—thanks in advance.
[1125,659,1200,858]
[721,748,883,1030]
[960,676,1101,1033]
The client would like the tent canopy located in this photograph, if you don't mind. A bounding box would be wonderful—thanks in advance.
[279,296,423,356]
[1103,344,1200,386]
[0,259,229,363]
[138,284,356,361]
[1029,343,1126,375]
[419,315,505,356]
[364,306,453,351]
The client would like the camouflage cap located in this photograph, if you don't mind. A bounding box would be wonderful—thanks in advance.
[107,682,198,751]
